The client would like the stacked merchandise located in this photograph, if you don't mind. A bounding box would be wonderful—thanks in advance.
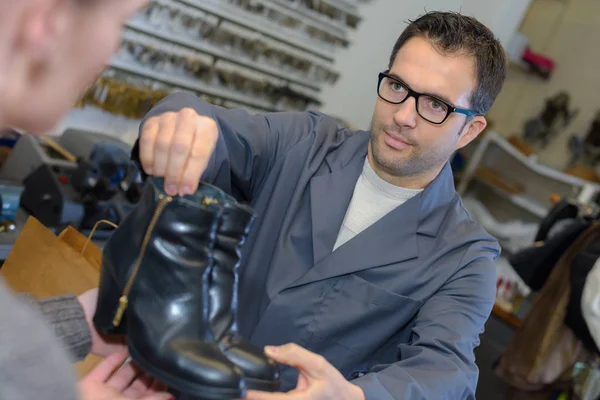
[77,0,371,121]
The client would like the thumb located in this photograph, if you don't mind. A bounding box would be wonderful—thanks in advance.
[265,343,328,378]
[83,350,129,382]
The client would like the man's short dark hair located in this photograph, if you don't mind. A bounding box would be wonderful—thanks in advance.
[389,11,507,115]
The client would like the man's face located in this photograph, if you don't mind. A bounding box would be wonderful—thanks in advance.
[4,0,148,133]
[370,36,486,187]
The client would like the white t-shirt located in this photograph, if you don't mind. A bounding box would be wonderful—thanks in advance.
[333,158,422,251]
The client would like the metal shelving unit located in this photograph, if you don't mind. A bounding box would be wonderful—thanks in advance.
[125,19,322,91]
[67,0,371,128]
[268,0,353,32]
[109,59,284,112]
[257,0,349,41]
[473,176,548,218]
[178,0,337,60]
[459,131,600,220]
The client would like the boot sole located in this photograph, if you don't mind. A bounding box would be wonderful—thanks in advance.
[245,377,281,392]
[128,340,245,400]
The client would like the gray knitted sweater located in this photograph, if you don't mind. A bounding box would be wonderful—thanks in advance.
[0,279,92,400]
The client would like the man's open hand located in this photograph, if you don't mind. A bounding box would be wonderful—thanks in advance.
[246,344,365,400]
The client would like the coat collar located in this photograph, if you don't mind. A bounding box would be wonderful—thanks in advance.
[290,132,458,290]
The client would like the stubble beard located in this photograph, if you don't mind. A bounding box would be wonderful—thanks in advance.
[369,121,452,179]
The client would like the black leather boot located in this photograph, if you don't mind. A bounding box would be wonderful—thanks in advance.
[93,178,245,400]
[209,202,281,391]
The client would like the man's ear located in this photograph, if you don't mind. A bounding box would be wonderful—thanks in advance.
[18,0,68,62]
[456,116,487,150]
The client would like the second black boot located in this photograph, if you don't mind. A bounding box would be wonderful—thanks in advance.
[93,178,245,399]
[209,201,281,391]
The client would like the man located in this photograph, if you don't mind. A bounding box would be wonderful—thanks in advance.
[137,11,507,399]
[0,0,172,399]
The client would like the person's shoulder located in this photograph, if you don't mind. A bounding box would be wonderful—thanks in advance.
[299,110,357,135]
[431,197,499,288]
[283,110,364,144]
[441,194,500,258]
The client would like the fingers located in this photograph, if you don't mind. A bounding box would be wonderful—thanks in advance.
[83,350,130,382]
[81,351,172,400]
[138,107,218,196]
[139,116,160,175]
[264,344,329,379]
[164,108,197,195]
[148,380,168,393]
[153,113,176,181]
[121,370,154,398]
[177,117,218,195]
[246,390,303,400]
[105,357,141,392]
[148,379,169,394]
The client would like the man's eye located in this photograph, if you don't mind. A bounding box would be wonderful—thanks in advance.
[431,100,442,109]
[391,82,404,92]
[425,98,447,113]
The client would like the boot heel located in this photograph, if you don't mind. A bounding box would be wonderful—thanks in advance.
[93,263,128,335]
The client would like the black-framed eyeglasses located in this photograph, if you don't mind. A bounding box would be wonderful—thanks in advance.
[377,72,479,125]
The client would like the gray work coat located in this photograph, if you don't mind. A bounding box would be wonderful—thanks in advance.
[138,93,501,399]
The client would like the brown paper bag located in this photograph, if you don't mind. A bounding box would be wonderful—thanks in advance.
[1,217,107,376]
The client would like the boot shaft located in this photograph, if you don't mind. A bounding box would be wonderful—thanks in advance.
[102,178,234,334]
[96,178,248,398]
[103,178,225,286]
[207,203,280,390]
[209,202,256,339]
[214,203,256,272]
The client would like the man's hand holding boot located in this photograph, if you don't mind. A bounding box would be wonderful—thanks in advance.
[139,107,218,196]
[246,344,365,400]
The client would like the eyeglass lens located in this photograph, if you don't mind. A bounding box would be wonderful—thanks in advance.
[378,76,449,124]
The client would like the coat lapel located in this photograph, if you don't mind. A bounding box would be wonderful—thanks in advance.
[287,162,457,291]
[289,192,420,289]
[310,155,365,265]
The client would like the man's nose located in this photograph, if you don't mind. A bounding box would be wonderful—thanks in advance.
[393,96,418,129]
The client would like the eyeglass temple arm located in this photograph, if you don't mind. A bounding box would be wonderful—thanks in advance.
[454,108,479,117]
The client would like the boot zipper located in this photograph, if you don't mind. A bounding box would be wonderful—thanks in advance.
[112,194,173,327]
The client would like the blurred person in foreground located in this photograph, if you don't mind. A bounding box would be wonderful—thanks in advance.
[0,0,172,399]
